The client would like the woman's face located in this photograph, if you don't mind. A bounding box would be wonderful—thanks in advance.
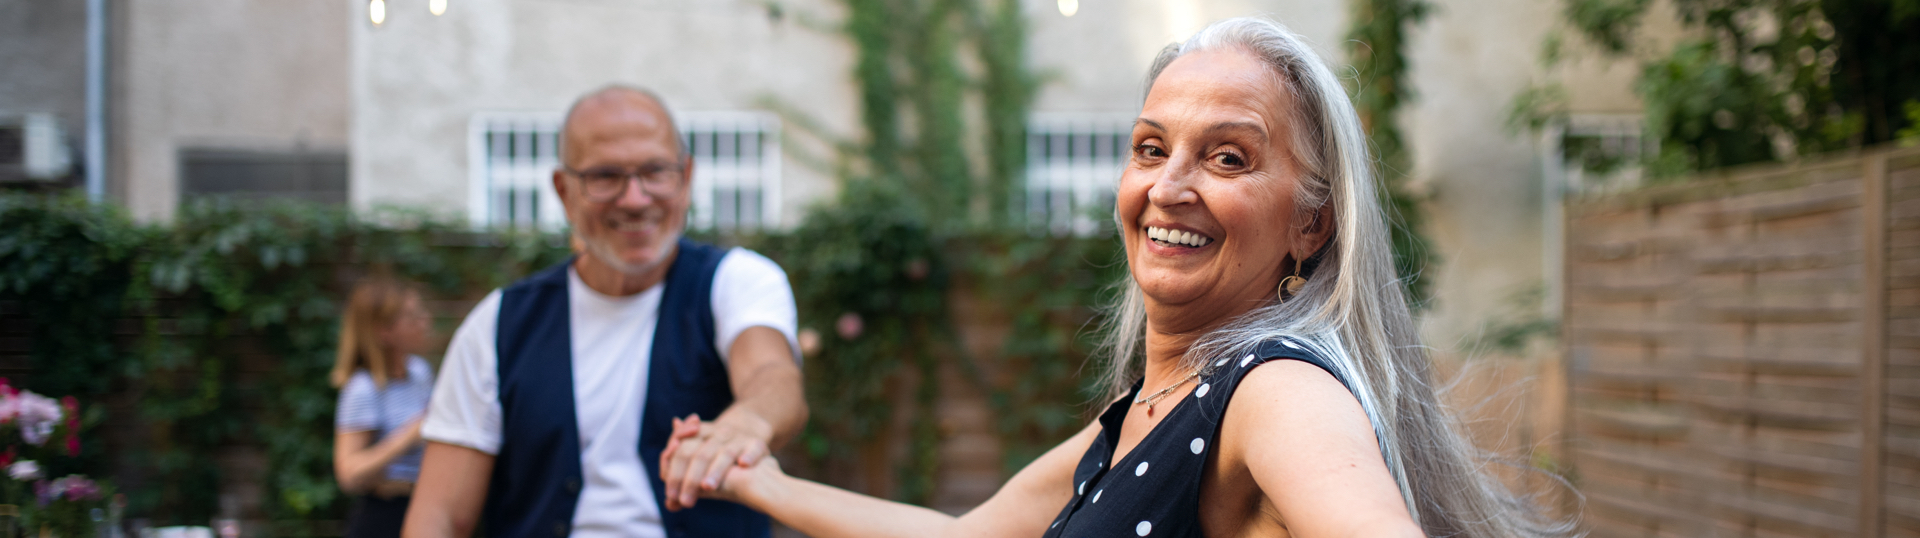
[382,294,433,358]
[1120,48,1320,334]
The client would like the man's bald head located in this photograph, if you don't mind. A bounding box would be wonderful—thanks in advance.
[558,85,685,166]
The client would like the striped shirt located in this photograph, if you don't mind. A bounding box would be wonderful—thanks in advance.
[335,356,435,482]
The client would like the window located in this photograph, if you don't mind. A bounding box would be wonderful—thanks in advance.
[1025,112,1133,236]
[1545,113,1650,195]
[467,111,782,231]
[180,148,348,204]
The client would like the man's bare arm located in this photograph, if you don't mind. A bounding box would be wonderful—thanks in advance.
[402,442,494,538]
[661,326,806,510]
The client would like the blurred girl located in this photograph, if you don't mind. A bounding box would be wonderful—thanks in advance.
[330,277,435,538]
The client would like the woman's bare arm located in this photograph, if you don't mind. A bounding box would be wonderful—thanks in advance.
[1231,360,1424,537]
[708,419,1100,538]
[333,419,423,493]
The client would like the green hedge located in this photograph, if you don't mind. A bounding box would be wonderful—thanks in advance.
[1,193,1112,525]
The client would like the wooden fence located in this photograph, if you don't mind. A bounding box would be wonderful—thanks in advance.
[1562,146,1919,537]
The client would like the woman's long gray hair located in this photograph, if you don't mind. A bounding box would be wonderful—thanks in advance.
[1097,17,1577,538]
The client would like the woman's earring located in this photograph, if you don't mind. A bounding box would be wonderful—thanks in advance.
[1277,257,1306,301]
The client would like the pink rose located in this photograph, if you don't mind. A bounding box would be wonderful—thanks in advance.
[65,436,78,457]
[835,312,864,340]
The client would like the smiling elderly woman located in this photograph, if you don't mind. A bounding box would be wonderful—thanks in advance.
[673,17,1575,538]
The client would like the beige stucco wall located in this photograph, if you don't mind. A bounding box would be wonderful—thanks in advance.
[1401,0,1564,353]
[350,0,858,224]
[1026,0,1348,113]
[115,0,351,221]
[344,0,1649,351]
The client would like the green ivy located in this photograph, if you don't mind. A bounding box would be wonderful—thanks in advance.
[1347,0,1439,309]
[1,194,571,527]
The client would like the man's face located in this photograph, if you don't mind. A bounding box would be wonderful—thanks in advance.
[554,96,691,276]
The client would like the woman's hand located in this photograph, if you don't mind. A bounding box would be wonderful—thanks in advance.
[662,415,777,510]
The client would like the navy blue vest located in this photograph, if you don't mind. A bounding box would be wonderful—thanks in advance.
[488,239,772,537]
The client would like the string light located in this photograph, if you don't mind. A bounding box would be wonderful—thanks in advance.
[429,0,446,16]
[1058,0,1078,17]
[369,0,386,25]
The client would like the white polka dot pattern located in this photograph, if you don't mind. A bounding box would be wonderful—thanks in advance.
[1041,341,1348,538]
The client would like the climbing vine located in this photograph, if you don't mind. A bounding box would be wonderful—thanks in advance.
[1347,0,1439,308]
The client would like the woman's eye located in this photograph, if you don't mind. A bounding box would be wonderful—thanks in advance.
[1211,152,1246,168]
[1133,144,1166,159]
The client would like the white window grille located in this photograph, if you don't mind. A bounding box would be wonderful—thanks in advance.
[1025,112,1134,236]
[682,111,781,232]
[468,112,564,229]
[467,110,782,231]
[1543,113,1651,195]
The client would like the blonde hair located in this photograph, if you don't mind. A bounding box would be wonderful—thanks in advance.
[330,277,421,390]
[1098,17,1577,538]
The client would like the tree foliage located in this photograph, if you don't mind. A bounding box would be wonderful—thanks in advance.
[1553,0,1920,175]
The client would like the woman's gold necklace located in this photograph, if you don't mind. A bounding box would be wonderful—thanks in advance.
[1133,369,1201,417]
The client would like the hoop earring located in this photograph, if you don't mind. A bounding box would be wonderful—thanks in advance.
[1277,256,1306,301]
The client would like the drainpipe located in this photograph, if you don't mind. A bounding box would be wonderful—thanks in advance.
[84,0,106,203]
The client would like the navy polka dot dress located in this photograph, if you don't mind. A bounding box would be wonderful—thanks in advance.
[1040,338,1346,537]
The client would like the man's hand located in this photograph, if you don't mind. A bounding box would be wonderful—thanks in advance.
[660,413,771,511]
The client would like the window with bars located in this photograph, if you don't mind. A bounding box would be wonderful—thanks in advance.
[1546,113,1651,195]
[1024,112,1134,236]
[466,110,782,231]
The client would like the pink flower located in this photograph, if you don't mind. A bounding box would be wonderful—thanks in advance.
[65,436,78,457]
[835,312,864,340]
[0,449,16,470]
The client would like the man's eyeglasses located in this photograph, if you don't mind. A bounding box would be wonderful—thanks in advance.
[563,161,687,202]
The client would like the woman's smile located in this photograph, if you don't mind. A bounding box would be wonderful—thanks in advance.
[1120,47,1302,318]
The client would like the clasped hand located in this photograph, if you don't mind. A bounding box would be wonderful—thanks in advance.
[658,414,775,511]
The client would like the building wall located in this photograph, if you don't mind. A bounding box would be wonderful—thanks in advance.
[349,0,858,224]
[1025,0,1349,114]
[0,0,89,139]
[1401,0,1564,353]
[115,0,350,220]
[347,0,1650,352]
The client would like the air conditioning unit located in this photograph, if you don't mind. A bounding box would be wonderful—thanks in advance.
[0,113,74,182]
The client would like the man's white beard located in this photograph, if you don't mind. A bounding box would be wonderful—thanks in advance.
[583,227,680,276]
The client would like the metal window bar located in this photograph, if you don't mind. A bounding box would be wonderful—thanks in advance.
[467,110,781,231]
[1554,113,1650,195]
[1025,112,1133,236]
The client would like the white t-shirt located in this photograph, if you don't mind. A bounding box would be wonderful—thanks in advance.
[422,249,799,537]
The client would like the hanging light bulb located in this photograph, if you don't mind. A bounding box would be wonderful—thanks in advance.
[429,0,446,16]
[369,0,386,25]
[1058,0,1078,17]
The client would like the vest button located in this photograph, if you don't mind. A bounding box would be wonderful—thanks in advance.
[567,478,580,492]
[554,522,567,536]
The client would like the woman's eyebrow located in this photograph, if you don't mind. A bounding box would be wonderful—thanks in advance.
[1201,122,1268,145]
[1134,118,1165,131]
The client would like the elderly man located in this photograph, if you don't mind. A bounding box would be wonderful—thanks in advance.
[403,86,806,538]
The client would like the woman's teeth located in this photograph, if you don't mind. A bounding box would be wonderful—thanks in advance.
[1146,226,1212,248]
